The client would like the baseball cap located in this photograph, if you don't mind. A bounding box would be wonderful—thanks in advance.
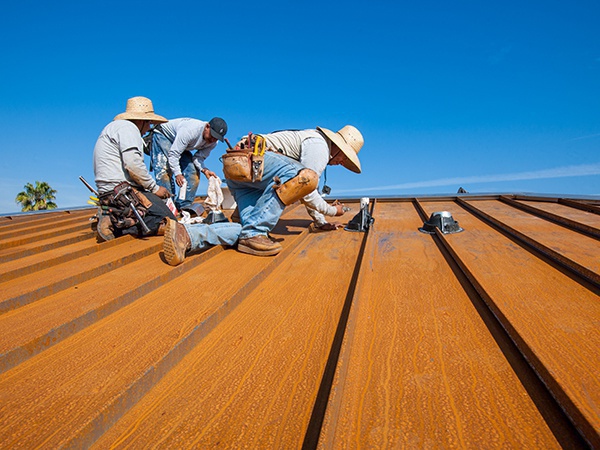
[209,117,227,142]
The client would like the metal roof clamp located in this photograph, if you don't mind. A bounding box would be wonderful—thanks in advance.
[204,210,229,224]
[345,197,374,232]
[419,211,464,235]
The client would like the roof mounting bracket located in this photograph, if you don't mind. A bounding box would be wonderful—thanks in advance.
[419,211,464,235]
[345,197,374,232]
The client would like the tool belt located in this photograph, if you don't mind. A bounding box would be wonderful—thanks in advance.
[221,133,266,182]
[98,182,152,230]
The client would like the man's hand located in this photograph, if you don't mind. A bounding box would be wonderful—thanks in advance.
[202,169,218,179]
[332,200,347,216]
[155,186,171,199]
[175,174,186,187]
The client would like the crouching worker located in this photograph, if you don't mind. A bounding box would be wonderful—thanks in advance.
[162,219,241,266]
[93,96,175,241]
[223,126,364,256]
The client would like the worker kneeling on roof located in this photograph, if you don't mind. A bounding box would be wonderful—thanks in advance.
[221,125,364,256]
[93,97,241,264]
[93,96,176,241]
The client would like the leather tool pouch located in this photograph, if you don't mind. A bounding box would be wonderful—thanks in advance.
[221,134,266,182]
[222,151,256,182]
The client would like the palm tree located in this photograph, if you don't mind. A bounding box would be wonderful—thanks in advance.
[15,181,58,212]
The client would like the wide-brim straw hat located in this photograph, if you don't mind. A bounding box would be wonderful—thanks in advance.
[317,125,364,173]
[113,96,168,123]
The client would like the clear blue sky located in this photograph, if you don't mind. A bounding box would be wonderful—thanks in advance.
[1,0,598,214]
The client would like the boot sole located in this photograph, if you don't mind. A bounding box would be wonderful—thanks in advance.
[163,220,185,266]
[237,243,281,256]
[96,214,115,242]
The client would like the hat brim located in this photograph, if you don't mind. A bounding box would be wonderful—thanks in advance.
[113,112,168,124]
[210,128,224,142]
[317,127,361,173]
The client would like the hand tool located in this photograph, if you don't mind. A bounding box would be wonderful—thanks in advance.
[332,199,351,212]
[113,184,151,235]
[79,176,99,196]
[252,135,266,182]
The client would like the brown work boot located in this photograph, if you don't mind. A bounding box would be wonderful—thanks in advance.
[156,219,167,236]
[163,218,191,266]
[237,235,282,256]
[96,213,115,242]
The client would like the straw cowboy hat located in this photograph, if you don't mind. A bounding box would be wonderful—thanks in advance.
[317,125,364,173]
[113,96,168,123]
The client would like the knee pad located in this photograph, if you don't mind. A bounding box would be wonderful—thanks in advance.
[273,168,318,205]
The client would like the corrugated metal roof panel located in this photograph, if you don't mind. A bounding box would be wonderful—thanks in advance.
[0,195,598,448]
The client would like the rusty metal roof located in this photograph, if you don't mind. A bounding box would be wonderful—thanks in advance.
[0,194,599,448]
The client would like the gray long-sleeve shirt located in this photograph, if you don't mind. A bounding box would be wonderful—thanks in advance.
[160,118,217,176]
[93,120,158,194]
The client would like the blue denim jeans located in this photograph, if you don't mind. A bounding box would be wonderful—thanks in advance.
[183,221,242,252]
[151,132,200,210]
[226,151,304,240]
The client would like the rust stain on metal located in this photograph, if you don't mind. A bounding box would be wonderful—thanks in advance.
[320,201,563,448]
[422,200,600,446]
[469,199,600,273]
[519,198,600,229]
[93,211,363,449]
[0,196,598,448]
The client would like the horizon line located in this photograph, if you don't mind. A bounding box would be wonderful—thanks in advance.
[336,163,600,194]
